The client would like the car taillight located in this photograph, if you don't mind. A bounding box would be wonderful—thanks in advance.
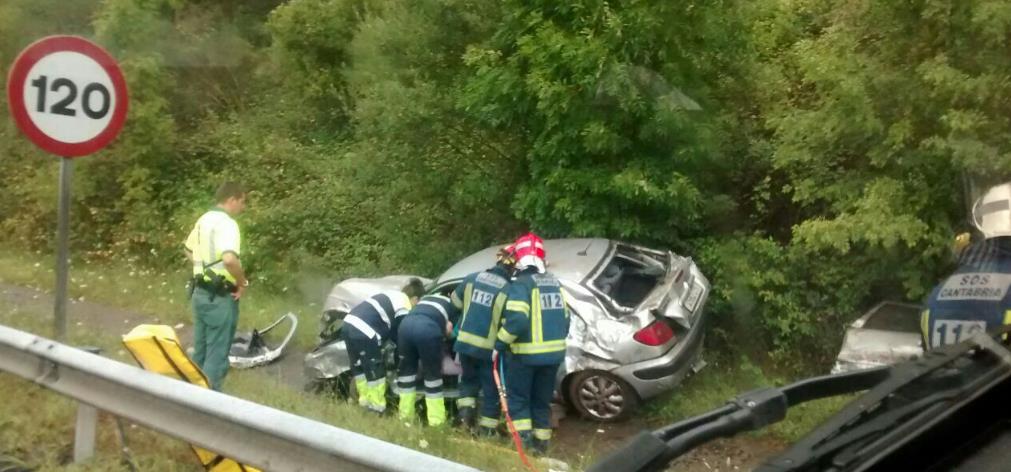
[633,320,676,346]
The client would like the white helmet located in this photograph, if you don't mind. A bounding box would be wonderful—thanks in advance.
[972,182,1011,238]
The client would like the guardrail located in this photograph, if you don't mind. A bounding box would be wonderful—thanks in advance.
[0,324,480,472]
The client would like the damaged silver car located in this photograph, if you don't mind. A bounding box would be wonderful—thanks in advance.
[831,301,923,374]
[305,239,710,421]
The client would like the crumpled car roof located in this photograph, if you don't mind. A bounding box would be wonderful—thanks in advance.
[435,238,613,285]
[323,275,433,314]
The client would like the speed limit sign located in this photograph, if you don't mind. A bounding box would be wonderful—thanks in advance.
[5,36,129,342]
[6,35,128,157]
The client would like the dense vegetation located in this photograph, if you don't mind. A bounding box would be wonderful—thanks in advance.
[3,0,1009,365]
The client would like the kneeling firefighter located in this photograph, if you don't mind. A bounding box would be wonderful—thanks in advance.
[495,233,569,454]
[923,182,1011,349]
[341,279,426,413]
[397,294,460,426]
[452,247,516,434]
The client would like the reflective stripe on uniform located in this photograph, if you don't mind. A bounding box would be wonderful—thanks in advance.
[397,374,417,384]
[510,340,566,355]
[506,301,530,315]
[532,288,542,344]
[478,416,499,428]
[451,289,464,309]
[489,293,506,343]
[344,315,379,340]
[458,397,476,408]
[513,419,532,431]
[458,331,495,349]
[1004,310,1011,341]
[366,297,392,327]
[534,428,552,440]
[419,299,450,321]
[424,379,443,388]
[497,328,518,344]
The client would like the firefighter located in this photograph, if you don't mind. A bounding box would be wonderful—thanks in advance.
[451,247,516,435]
[342,278,426,413]
[923,182,1011,349]
[495,233,569,454]
[396,294,460,426]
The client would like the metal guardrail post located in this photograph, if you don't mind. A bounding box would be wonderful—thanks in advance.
[0,325,480,472]
[73,346,101,463]
[73,403,98,463]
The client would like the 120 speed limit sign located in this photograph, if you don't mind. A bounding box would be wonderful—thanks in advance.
[6,36,128,157]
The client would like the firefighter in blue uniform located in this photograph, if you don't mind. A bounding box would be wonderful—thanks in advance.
[396,294,460,426]
[452,247,516,435]
[923,182,1011,349]
[495,233,569,454]
[342,278,426,413]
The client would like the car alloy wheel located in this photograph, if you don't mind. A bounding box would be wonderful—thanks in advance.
[568,370,639,422]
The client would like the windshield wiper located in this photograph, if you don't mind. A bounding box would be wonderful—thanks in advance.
[761,329,1011,472]
[587,366,889,472]
[589,327,1011,472]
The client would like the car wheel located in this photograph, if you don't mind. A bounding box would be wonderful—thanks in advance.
[566,370,639,422]
[304,373,352,399]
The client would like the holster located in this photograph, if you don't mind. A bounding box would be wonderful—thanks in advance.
[195,270,236,302]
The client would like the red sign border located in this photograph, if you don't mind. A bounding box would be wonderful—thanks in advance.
[6,36,129,158]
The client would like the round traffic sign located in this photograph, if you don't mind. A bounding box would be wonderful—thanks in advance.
[6,36,128,157]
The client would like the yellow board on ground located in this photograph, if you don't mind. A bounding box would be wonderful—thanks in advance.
[122,324,261,472]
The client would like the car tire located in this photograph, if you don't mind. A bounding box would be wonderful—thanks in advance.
[304,373,353,399]
[566,370,639,422]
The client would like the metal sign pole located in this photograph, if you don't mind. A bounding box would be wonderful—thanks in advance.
[54,157,73,341]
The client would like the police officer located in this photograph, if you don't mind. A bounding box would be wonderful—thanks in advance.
[183,182,248,391]
[495,233,569,454]
[342,278,426,413]
[923,182,1011,349]
[452,248,515,434]
[396,294,460,426]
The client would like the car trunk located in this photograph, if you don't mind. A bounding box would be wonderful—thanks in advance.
[591,244,669,310]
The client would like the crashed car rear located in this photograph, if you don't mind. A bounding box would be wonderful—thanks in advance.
[305,238,710,421]
[832,301,923,373]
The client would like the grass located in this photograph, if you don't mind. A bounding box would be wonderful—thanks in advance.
[0,310,198,471]
[0,244,860,469]
[0,249,569,471]
[0,247,322,348]
[645,355,857,443]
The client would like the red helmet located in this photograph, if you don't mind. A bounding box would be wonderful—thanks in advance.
[510,232,546,273]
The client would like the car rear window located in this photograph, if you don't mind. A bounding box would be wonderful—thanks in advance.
[863,302,922,332]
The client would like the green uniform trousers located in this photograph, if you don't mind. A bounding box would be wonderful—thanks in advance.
[191,286,239,391]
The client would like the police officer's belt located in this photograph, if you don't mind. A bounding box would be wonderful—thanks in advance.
[194,277,237,295]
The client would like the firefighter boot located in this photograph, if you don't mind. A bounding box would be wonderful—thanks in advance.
[519,430,534,452]
[532,428,551,454]
[456,406,475,429]
[354,376,368,408]
[426,397,447,427]
[398,391,417,422]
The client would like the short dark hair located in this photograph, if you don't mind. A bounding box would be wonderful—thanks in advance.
[401,278,426,299]
[215,181,246,203]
